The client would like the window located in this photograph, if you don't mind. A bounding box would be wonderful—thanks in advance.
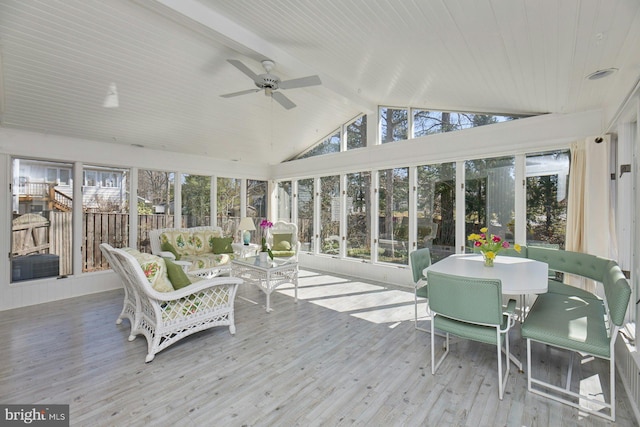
[346,115,367,150]
[83,165,129,272]
[380,107,408,143]
[320,175,340,255]
[100,172,119,187]
[289,113,367,160]
[413,110,520,138]
[277,181,292,222]
[59,169,71,186]
[247,180,267,218]
[217,177,240,237]
[137,169,175,252]
[526,150,570,249]
[84,171,97,187]
[247,179,268,243]
[297,179,314,252]
[296,131,340,160]
[11,158,74,282]
[46,167,58,183]
[417,163,456,262]
[346,172,371,260]
[181,174,211,227]
[465,156,515,251]
[378,167,409,264]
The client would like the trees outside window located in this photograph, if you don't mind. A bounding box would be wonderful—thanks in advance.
[465,156,515,251]
[181,174,211,227]
[346,172,371,260]
[380,107,408,143]
[296,131,340,160]
[378,167,409,264]
[217,177,240,237]
[277,181,292,222]
[417,163,456,262]
[137,169,175,252]
[346,115,367,150]
[413,110,518,137]
[320,175,340,255]
[526,150,570,249]
[245,179,267,243]
[297,179,314,252]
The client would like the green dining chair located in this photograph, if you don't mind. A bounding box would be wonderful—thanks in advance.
[426,270,517,400]
[410,248,432,332]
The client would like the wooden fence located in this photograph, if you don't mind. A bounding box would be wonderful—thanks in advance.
[83,213,174,272]
[12,213,175,275]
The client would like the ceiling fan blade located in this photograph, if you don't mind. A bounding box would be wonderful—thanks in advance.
[220,88,261,98]
[227,59,259,82]
[272,91,296,109]
[279,75,321,90]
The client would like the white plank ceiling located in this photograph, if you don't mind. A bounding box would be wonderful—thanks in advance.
[0,0,639,164]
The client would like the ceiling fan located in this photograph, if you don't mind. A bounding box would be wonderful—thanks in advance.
[220,59,321,110]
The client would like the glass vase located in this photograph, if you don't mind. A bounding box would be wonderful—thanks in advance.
[482,252,494,267]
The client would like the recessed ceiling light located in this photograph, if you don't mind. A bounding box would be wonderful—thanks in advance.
[586,68,618,80]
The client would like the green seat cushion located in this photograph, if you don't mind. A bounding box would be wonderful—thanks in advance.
[271,250,295,258]
[164,258,192,290]
[161,241,181,260]
[521,293,609,358]
[433,315,508,346]
[547,279,600,301]
[211,237,233,254]
[272,233,293,251]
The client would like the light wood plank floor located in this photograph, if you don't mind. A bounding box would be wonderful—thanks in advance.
[0,269,636,426]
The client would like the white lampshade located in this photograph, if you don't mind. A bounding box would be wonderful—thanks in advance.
[238,217,256,231]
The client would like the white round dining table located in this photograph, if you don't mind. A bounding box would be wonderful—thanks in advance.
[424,253,548,295]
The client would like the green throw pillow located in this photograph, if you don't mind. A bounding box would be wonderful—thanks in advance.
[211,237,234,254]
[272,234,292,251]
[164,258,191,290]
[161,241,181,260]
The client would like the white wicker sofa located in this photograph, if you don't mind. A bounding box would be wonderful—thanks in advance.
[100,243,242,362]
[150,226,234,273]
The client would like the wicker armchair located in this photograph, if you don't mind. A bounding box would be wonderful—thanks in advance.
[103,244,242,362]
[100,243,139,340]
[267,221,301,261]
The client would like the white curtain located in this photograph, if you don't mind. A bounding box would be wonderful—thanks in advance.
[566,141,586,253]
[565,137,613,293]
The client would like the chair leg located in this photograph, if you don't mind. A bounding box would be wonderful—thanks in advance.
[414,288,429,332]
[415,290,445,338]
[497,328,510,400]
[431,317,449,374]
[525,338,615,421]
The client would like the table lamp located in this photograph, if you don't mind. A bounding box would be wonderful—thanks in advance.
[238,217,256,245]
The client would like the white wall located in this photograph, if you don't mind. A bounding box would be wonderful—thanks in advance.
[0,110,605,310]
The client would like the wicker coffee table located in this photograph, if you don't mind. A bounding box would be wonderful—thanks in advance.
[231,256,298,312]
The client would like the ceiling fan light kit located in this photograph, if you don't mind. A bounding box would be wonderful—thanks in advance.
[103,82,119,108]
[220,59,321,109]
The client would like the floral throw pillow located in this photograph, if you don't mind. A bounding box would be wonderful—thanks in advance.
[123,248,174,292]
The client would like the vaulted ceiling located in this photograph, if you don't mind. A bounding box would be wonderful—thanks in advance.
[1,0,639,164]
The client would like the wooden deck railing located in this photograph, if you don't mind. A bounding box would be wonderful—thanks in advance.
[49,186,73,212]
